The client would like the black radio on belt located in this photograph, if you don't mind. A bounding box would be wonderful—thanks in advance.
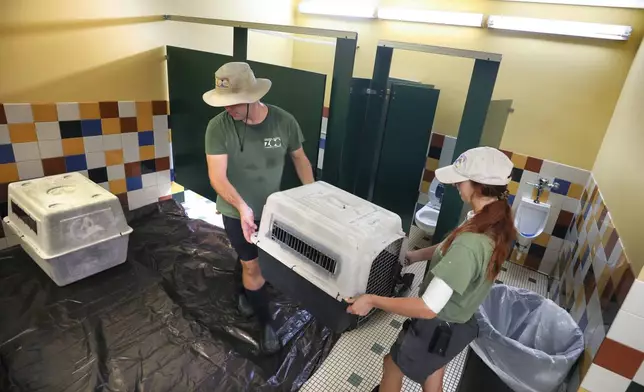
[428,322,452,357]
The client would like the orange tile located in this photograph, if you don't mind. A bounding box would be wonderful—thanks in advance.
[511,153,528,169]
[139,145,155,160]
[102,118,121,134]
[79,103,101,119]
[62,138,85,156]
[32,103,58,122]
[567,182,584,199]
[109,179,127,194]
[0,163,19,183]
[105,150,124,166]
[137,114,153,132]
[8,123,37,143]
[597,265,612,296]
[594,338,644,379]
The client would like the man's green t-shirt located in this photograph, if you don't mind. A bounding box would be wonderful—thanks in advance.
[419,232,494,323]
[205,105,304,219]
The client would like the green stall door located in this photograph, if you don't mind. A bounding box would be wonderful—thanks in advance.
[166,46,327,200]
[372,83,440,233]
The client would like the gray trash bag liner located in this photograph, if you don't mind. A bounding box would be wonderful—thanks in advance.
[470,285,584,392]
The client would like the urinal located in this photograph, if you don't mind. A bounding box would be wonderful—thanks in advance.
[514,197,550,239]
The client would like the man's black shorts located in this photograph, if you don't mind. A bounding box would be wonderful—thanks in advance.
[223,216,261,261]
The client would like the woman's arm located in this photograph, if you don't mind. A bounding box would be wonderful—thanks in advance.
[406,244,439,264]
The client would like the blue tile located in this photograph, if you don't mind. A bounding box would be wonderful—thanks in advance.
[553,178,571,195]
[126,176,143,191]
[81,119,102,136]
[172,191,185,203]
[578,311,588,332]
[170,169,175,182]
[0,144,16,164]
[138,131,154,146]
[65,155,87,171]
[371,343,385,355]
[319,138,326,149]
[507,194,515,206]
[415,203,423,214]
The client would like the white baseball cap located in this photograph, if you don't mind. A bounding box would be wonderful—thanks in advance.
[435,147,513,186]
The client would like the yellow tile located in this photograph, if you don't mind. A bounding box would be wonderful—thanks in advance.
[137,115,153,132]
[171,182,184,193]
[601,227,613,248]
[102,118,121,134]
[507,181,519,195]
[511,153,528,169]
[105,150,124,166]
[62,138,85,156]
[136,101,153,117]
[578,388,591,392]
[8,123,37,143]
[579,350,593,381]
[139,146,155,160]
[567,183,584,199]
[611,254,630,286]
[534,232,551,247]
[420,180,430,194]
[575,288,585,309]
[168,129,172,143]
[0,163,19,183]
[79,103,101,119]
[109,179,127,194]
[31,103,58,122]
[425,158,439,171]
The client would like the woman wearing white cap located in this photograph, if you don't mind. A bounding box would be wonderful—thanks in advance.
[347,147,516,392]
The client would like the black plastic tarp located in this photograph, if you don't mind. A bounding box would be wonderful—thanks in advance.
[0,201,338,391]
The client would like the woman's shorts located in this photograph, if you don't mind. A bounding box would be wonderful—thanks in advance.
[390,316,479,384]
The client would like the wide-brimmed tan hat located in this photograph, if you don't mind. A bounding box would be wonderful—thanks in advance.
[202,62,272,107]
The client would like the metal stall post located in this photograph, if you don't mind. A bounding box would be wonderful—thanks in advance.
[353,46,393,199]
[233,27,248,61]
[432,59,501,243]
[322,38,357,188]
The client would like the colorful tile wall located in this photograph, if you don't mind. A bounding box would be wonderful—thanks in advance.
[547,174,640,392]
[417,132,590,275]
[0,101,174,250]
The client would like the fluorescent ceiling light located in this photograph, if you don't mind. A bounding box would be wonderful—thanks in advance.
[298,1,376,18]
[497,0,644,9]
[377,7,484,27]
[487,15,633,40]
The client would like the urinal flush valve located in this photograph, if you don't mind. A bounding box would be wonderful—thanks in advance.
[527,178,559,204]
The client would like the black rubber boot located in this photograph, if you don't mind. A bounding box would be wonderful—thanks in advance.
[237,293,255,317]
[261,324,280,355]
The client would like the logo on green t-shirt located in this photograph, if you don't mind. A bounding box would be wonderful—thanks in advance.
[264,137,282,148]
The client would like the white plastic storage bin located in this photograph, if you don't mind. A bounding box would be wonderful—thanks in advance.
[256,181,406,332]
[3,172,133,286]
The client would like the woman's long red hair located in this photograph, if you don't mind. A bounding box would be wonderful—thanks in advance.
[440,182,516,281]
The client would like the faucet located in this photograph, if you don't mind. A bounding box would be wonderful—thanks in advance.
[527,178,559,204]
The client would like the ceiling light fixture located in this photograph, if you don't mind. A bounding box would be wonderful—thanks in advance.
[298,1,377,19]
[487,15,633,40]
[377,7,484,27]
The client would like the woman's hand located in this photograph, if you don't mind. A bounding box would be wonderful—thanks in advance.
[346,295,375,316]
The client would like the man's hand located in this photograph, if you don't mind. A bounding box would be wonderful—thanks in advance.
[239,204,257,243]
[346,295,375,316]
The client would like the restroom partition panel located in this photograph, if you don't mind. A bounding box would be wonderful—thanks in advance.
[372,83,440,233]
[167,46,326,200]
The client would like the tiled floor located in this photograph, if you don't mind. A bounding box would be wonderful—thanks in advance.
[180,194,550,392]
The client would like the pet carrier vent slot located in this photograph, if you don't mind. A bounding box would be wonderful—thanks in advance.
[11,200,37,234]
[271,221,338,274]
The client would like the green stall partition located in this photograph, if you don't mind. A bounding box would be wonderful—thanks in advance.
[166,46,326,200]
[372,83,440,233]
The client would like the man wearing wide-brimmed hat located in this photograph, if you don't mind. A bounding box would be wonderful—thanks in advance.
[204,62,314,354]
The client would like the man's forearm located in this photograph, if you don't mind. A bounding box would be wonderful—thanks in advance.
[370,296,437,320]
[211,177,247,211]
[293,156,314,185]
